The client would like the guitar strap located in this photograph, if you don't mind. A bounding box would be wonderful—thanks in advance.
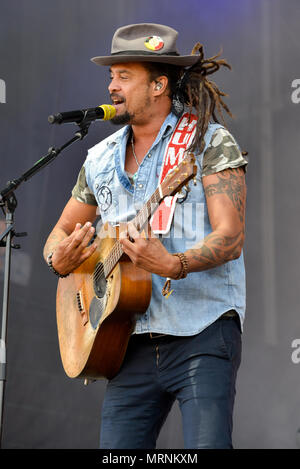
[150,112,198,234]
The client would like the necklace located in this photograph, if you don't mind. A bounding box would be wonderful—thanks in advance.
[131,135,140,168]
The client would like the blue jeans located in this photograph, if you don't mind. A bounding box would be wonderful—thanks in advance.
[100,314,242,449]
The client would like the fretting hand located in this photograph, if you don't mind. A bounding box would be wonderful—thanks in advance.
[119,222,181,279]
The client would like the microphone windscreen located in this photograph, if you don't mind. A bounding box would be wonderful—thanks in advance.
[99,104,116,120]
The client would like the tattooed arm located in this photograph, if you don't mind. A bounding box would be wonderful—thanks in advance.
[184,167,246,273]
[119,167,246,279]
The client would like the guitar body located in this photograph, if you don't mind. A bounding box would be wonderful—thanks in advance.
[56,222,152,380]
[55,152,197,381]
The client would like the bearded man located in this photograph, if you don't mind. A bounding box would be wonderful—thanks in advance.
[44,23,247,449]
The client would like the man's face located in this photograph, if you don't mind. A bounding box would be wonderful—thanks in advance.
[108,62,154,125]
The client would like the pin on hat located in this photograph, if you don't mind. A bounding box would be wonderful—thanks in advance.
[144,36,164,51]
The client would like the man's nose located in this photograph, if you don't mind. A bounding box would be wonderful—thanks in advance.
[108,77,121,93]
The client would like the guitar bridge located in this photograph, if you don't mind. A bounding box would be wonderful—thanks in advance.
[76,290,88,326]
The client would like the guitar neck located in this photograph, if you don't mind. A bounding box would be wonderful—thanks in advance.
[102,152,197,278]
[103,186,161,278]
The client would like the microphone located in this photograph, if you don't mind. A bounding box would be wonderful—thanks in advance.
[48,104,116,124]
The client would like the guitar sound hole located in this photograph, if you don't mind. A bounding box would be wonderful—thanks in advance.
[93,262,107,298]
[90,263,108,330]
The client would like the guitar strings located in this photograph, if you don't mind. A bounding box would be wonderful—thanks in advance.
[93,240,122,281]
[87,160,192,286]
[92,189,161,283]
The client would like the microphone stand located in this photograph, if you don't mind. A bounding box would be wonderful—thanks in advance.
[0,120,91,447]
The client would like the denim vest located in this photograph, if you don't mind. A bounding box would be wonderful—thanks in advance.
[84,113,246,335]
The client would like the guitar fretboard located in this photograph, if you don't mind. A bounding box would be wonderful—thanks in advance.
[102,187,161,278]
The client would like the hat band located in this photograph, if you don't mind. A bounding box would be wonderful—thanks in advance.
[111,50,180,57]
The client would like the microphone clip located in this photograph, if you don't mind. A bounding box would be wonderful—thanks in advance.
[74,120,91,140]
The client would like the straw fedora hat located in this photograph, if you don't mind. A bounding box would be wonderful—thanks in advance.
[91,23,200,67]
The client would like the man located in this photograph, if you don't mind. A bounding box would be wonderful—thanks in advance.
[43,23,247,449]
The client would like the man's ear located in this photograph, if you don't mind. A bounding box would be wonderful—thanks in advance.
[152,76,168,96]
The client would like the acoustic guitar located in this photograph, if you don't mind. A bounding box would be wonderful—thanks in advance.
[56,153,197,380]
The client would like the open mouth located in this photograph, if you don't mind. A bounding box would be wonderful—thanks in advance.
[111,96,125,107]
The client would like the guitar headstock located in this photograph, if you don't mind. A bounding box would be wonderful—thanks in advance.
[160,153,197,198]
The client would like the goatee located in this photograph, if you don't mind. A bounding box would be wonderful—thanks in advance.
[111,111,131,125]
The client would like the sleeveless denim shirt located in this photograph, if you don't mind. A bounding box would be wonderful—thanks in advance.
[84,113,246,336]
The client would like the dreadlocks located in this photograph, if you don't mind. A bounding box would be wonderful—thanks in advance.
[144,44,234,154]
[183,43,233,153]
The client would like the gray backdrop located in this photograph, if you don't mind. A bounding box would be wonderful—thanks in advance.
[0,0,299,449]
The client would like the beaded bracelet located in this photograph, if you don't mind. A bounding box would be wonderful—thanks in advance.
[46,252,70,278]
[173,252,188,279]
[162,252,189,297]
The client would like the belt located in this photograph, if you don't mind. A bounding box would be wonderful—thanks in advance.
[149,332,167,339]
[220,309,238,319]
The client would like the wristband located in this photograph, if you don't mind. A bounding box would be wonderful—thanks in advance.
[46,252,69,278]
[162,252,189,298]
[172,252,188,279]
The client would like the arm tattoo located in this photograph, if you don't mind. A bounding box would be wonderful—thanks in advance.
[187,231,243,270]
[186,168,246,271]
[204,168,246,222]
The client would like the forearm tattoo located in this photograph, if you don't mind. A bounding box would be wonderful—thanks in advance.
[188,231,243,270]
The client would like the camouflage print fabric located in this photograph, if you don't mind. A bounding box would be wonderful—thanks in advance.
[72,166,97,205]
[71,127,248,204]
[202,127,248,177]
